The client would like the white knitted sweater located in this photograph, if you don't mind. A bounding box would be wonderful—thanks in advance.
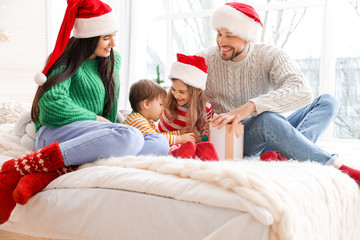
[199,44,314,114]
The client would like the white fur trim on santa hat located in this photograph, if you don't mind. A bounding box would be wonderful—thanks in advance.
[73,12,118,38]
[211,5,262,42]
[169,62,207,90]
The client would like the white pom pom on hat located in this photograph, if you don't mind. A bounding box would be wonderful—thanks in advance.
[34,72,47,86]
[34,0,118,86]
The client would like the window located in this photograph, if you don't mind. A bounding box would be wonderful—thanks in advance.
[137,0,359,141]
[333,1,360,139]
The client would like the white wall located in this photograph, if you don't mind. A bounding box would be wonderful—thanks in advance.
[0,0,48,103]
[0,0,127,107]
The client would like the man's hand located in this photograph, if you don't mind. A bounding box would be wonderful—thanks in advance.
[211,101,256,133]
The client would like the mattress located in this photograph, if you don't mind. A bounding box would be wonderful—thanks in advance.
[0,165,271,240]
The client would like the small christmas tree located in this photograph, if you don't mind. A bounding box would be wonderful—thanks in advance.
[153,64,165,88]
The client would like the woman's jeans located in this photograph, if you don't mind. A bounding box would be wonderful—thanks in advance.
[36,121,170,166]
[242,94,340,165]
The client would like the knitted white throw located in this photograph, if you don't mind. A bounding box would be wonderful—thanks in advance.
[81,155,360,240]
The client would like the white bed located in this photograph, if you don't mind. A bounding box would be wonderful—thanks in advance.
[0,103,360,240]
[0,165,271,240]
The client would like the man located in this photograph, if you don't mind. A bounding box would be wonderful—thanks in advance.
[200,2,360,185]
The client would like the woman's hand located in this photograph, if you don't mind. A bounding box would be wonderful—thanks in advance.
[211,101,256,133]
[96,115,111,122]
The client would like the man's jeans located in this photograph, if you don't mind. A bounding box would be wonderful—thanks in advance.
[242,94,340,165]
[36,121,170,166]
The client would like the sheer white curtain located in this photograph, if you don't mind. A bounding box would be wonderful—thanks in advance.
[109,0,148,110]
[0,0,48,103]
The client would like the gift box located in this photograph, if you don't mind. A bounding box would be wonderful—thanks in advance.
[209,123,244,160]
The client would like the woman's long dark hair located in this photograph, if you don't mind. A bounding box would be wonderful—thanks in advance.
[31,36,116,122]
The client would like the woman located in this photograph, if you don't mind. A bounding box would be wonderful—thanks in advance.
[0,0,169,224]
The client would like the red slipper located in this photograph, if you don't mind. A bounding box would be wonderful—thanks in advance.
[195,142,219,161]
[170,141,197,159]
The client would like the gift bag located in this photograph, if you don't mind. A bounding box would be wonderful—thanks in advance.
[209,123,244,160]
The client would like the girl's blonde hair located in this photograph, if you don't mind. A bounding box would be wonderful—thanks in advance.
[165,78,206,135]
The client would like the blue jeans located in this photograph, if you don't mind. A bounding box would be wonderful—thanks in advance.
[35,121,170,166]
[243,94,340,164]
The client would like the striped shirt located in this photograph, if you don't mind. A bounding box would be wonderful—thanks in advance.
[123,112,180,146]
[158,100,213,139]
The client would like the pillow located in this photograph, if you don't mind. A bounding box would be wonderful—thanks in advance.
[0,102,31,124]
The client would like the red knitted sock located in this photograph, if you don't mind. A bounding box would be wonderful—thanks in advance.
[170,141,197,159]
[0,170,21,225]
[195,142,219,161]
[0,142,64,224]
[13,166,77,205]
[276,151,288,161]
[260,151,288,161]
[260,151,277,161]
[339,165,360,187]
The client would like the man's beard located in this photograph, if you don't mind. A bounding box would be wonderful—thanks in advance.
[222,44,248,61]
[229,50,242,61]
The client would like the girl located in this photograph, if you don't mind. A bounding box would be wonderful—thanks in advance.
[158,53,219,161]
[0,0,169,224]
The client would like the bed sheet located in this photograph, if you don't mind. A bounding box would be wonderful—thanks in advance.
[1,187,270,240]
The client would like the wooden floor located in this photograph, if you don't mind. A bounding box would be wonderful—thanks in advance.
[0,230,61,240]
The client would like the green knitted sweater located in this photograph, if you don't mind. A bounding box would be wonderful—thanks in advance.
[35,51,121,131]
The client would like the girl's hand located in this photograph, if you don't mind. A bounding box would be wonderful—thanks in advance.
[211,101,256,133]
[189,128,202,143]
[203,121,211,132]
[195,136,202,143]
[178,133,195,144]
[96,115,111,122]
[180,126,192,134]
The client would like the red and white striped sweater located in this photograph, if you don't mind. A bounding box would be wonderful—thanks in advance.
[158,100,213,140]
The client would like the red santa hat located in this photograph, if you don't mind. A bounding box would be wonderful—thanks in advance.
[211,2,263,42]
[168,53,208,90]
[35,0,118,86]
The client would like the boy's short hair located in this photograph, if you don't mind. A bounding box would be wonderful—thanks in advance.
[129,79,167,112]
